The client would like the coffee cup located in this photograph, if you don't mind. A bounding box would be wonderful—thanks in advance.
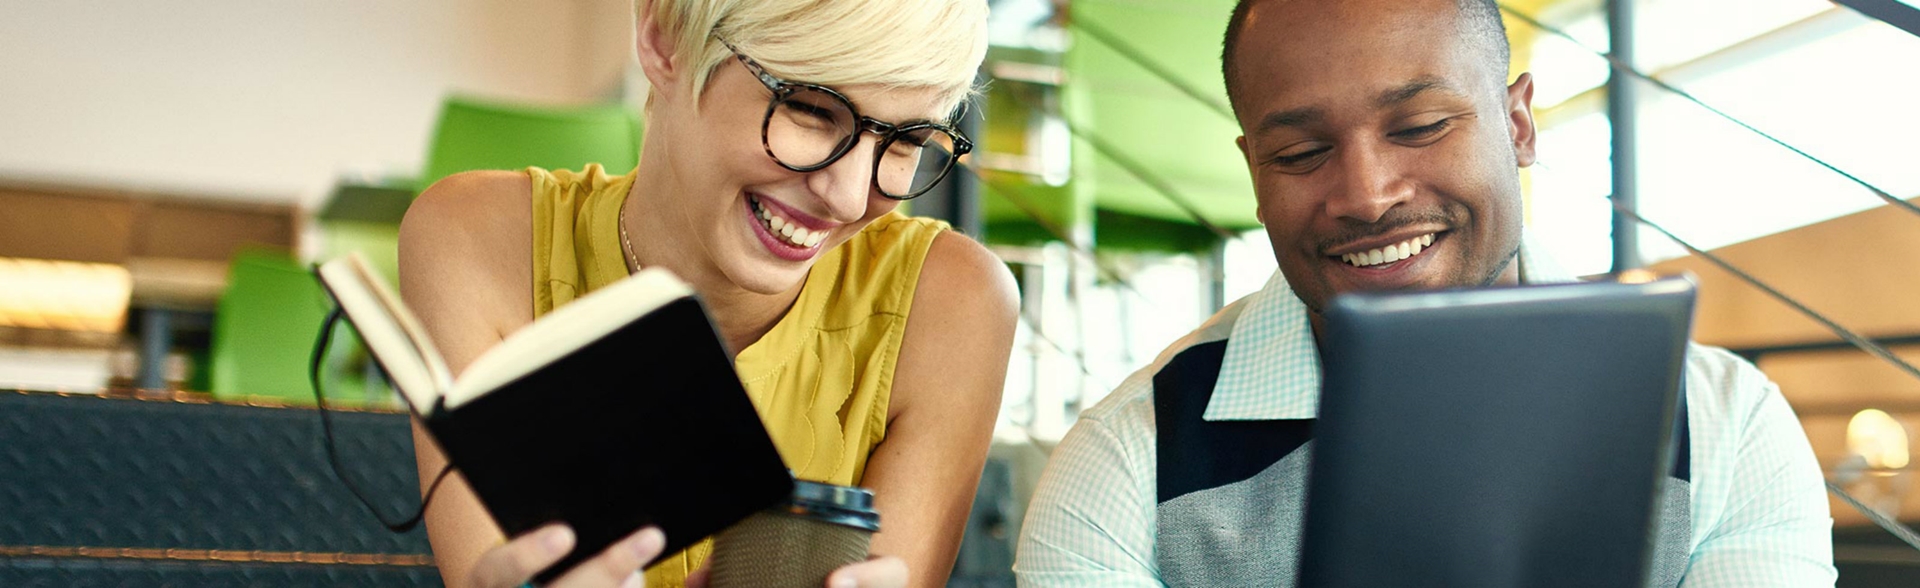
[706,480,880,587]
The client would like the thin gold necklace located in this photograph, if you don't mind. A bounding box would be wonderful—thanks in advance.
[618,199,640,274]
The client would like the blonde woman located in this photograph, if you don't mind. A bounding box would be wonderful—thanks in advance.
[397,1,1014,587]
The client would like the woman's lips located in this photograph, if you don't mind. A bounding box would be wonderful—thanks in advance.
[746,195,824,262]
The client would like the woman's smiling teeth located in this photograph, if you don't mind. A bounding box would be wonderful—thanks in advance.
[1340,233,1436,268]
[753,196,826,248]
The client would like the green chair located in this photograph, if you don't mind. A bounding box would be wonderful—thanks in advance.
[317,183,414,287]
[419,95,644,191]
[207,248,338,405]
[281,96,643,407]
[315,95,644,296]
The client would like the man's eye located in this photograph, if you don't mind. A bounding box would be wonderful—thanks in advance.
[1392,119,1453,140]
[1271,146,1330,167]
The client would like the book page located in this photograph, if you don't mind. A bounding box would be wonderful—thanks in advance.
[447,267,693,409]
[345,255,455,392]
[316,254,447,415]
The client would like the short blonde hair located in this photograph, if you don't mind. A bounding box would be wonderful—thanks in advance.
[641,0,988,117]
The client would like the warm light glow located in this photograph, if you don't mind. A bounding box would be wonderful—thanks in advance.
[1616,269,1662,284]
[1848,409,1911,470]
[0,257,132,333]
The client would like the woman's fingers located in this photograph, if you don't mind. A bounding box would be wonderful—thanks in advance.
[823,555,909,588]
[465,525,665,588]
[467,524,576,588]
[683,565,711,588]
[547,527,666,588]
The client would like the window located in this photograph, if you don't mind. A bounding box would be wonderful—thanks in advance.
[1520,2,1919,270]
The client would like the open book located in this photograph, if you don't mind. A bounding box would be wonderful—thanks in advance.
[315,253,792,581]
[317,253,693,415]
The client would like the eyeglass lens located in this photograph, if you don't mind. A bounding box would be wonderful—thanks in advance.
[765,86,960,198]
[766,87,857,169]
[876,127,959,199]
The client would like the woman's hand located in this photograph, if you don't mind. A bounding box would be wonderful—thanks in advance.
[683,555,908,588]
[466,524,666,588]
[823,556,909,588]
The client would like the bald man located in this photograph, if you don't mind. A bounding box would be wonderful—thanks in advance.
[1013,1,1834,586]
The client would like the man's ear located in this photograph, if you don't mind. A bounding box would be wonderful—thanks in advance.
[1506,72,1538,168]
[634,0,681,101]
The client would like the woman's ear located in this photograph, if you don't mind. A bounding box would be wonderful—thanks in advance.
[634,0,679,99]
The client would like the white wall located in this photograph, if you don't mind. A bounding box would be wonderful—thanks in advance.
[0,0,637,206]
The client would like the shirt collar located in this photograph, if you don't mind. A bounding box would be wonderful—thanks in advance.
[1204,232,1575,421]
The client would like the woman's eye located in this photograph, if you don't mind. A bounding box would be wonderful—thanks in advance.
[887,141,922,158]
[790,103,835,122]
[1392,119,1453,140]
[796,104,829,118]
[893,130,932,149]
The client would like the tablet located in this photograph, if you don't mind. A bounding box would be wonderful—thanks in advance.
[1296,276,1695,588]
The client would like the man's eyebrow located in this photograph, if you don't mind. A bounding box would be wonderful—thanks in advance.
[1255,107,1326,134]
[1254,77,1463,134]
[1376,76,1459,107]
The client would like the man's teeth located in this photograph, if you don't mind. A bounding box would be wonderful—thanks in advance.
[1340,233,1436,267]
[755,198,826,248]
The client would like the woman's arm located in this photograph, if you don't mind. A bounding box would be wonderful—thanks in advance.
[858,231,1020,588]
[398,171,537,587]
[396,172,713,588]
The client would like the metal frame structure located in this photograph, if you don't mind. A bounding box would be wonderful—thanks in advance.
[1607,0,1640,271]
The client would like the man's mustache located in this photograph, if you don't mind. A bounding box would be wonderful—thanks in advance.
[1313,209,1459,253]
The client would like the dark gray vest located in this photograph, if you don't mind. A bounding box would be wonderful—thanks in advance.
[1151,341,1693,587]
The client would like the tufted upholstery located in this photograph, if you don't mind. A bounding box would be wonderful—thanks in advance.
[0,560,443,587]
[0,391,440,587]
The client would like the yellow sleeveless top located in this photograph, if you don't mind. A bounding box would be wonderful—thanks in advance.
[526,165,947,587]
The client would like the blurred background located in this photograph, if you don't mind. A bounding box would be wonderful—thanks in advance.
[2,0,1918,585]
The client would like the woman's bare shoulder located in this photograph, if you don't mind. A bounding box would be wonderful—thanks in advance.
[916,230,1018,316]
[398,171,536,366]
[400,171,535,285]
[401,171,532,249]
[889,231,1018,413]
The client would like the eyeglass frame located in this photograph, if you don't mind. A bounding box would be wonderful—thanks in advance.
[719,40,974,200]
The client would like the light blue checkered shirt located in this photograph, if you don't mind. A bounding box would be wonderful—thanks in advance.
[1014,239,1836,587]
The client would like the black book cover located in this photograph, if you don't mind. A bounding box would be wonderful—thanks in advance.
[424,297,794,583]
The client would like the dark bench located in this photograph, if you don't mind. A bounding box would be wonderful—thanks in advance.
[0,388,1045,587]
[0,389,440,587]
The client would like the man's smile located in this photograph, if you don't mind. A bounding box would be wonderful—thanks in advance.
[1336,232,1437,267]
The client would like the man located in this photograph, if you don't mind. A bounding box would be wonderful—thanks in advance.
[1013,0,1836,586]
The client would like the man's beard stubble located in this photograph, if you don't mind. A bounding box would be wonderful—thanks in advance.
[1295,201,1519,315]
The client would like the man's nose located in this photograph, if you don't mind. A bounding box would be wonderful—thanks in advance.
[1324,143,1415,223]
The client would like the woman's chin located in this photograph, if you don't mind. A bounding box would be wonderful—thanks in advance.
[721,258,813,296]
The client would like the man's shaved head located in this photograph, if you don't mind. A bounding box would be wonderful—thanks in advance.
[1218,0,1538,315]
[1221,0,1512,114]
